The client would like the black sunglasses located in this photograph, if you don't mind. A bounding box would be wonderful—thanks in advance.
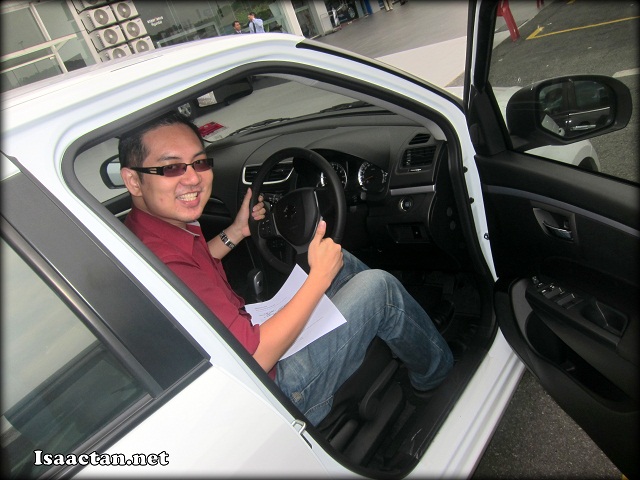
[131,158,214,177]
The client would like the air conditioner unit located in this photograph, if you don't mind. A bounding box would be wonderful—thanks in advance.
[112,1,138,21]
[72,0,108,13]
[90,25,127,51]
[80,6,117,32]
[100,45,133,62]
[121,18,148,40]
[128,36,155,54]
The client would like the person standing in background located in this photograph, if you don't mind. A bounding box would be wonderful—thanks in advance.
[247,12,265,33]
[232,20,243,34]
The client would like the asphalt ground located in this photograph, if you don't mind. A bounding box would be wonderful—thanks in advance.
[316,1,631,477]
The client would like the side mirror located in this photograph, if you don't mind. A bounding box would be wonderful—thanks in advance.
[506,75,632,150]
[100,156,126,189]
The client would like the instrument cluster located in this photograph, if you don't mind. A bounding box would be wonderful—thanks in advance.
[318,157,388,196]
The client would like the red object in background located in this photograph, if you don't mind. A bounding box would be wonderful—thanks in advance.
[497,0,520,42]
[198,122,225,137]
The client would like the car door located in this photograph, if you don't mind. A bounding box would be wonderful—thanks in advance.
[465,1,638,477]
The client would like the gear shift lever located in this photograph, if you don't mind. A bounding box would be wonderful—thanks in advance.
[247,268,265,302]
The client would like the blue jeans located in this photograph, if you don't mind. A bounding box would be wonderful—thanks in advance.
[275,251,453,426]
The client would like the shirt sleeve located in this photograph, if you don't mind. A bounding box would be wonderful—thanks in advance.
[166,259,261,355]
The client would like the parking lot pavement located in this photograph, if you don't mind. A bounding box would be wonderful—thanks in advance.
[316,0,541,88]
[317,0,468,88]
[317,1,626,477]
[473,370,620,479]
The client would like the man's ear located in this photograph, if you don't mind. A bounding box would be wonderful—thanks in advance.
[121,168,143,197]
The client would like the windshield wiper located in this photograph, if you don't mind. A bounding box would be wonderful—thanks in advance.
[318,101,372,113]
[229,117,290,136]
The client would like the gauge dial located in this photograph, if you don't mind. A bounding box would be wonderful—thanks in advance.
[320,162,348,188]
[357,161,387,193]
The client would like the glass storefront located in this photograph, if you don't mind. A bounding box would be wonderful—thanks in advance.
[1,0,340,93]
[136,0,290,47]
[1,1,96,91]
[292,0,317,38]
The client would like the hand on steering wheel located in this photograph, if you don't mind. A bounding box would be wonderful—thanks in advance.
[248,147,346,273]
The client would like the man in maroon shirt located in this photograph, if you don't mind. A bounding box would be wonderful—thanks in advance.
[119,112,453,425]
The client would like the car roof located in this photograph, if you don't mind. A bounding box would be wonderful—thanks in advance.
[3,34,303,129]
[1,34,305,182]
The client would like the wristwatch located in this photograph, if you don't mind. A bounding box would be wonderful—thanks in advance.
[219,230,236,249]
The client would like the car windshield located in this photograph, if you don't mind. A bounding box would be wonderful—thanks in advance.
[194,76,376,141]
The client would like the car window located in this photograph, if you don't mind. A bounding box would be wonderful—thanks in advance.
[75,75,368,200]
[487,1,638,183]
[1,239,148,479]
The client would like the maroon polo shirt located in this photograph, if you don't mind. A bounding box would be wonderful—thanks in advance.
[125,207,275,378]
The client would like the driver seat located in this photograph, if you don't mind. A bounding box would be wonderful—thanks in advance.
[245,268,406,465]
[315,337,405,465]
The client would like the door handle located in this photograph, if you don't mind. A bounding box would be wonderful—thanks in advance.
[543,221,573,241]
[532,205,576,242]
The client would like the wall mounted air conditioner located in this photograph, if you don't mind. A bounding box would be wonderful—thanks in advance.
[80,6,117,31]
[90,25,127,51]
[100,45,133,62]
[128,36,155,54]
[112,1,139,21]
[121,18,147,40]
[72,0,108,13]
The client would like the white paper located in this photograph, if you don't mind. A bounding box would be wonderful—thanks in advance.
[245,264,346,360]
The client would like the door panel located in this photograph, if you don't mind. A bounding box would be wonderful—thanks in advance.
[477,151,639,477]
[466,0,639,474]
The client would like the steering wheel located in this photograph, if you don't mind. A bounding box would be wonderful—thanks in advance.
[249,147,346,274]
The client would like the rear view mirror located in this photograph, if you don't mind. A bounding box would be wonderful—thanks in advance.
[176,77,254,119]
[506,75,632,150]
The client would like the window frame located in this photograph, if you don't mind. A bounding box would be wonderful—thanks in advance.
[1,169,211,477]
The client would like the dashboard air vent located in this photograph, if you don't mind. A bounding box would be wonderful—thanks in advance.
[401,146,437,169]
[408,133,431,145]
[243,162,293,184]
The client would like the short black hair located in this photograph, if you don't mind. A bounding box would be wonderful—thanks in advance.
[248,12,256,16]
[232,20,241,27]
[118,112,203,170]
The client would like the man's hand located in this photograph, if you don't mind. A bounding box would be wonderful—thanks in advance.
[228,188,266,240]
[252,219,342,370]
[307,220,343,288]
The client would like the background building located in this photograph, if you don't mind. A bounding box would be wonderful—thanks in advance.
[1,0,383,92]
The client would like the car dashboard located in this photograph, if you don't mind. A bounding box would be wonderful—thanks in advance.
[206,110,466,271]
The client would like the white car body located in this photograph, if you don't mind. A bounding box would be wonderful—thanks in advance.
[2,33,524,478]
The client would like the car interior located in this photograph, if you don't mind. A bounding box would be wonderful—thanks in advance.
[73,71,509,476]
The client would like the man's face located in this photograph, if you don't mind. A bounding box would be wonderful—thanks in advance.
[248,14,254,21]
[234,22,241,31]
[123,123,213,229]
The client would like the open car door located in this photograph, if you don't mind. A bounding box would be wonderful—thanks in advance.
[465,1,638,477]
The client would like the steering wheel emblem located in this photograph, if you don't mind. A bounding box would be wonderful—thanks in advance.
[248,147,346,273]
[283,203,297,220]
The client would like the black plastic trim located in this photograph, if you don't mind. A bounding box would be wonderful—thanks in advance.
[1,217,162,395]
[486,185,640,237]
[1,171,206,389]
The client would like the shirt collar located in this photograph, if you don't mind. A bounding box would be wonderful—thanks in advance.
[128,206,203,255]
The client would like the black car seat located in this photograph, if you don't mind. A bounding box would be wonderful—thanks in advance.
[315,337,405,465]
